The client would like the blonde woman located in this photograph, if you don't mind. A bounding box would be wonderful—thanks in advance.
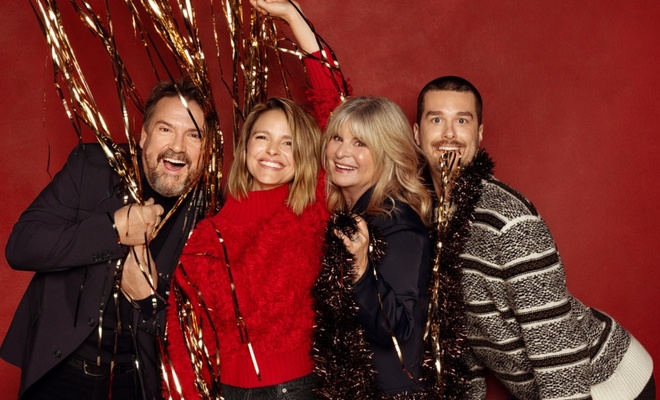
[314,96,437,398]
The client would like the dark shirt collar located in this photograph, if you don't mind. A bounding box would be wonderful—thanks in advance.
[351,187,374,214]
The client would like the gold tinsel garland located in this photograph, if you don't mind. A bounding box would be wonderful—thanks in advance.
[425,150,461,381]
[428,150,496,399]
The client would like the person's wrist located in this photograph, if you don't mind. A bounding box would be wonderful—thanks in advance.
[106,212,121,245]
[351,261,367,283]
[286,10,306,28]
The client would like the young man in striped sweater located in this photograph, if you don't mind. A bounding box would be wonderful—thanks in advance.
[413,75,654,400]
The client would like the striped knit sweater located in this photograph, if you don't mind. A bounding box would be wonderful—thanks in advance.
[457,154,652,399]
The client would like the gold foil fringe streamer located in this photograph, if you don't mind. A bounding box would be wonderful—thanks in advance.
[228,0,350,145]
[30,1,349,397]
[31,0,223,216]
[135,0,223,215]
[221,0,282,147]
[164,264,223,399]
[30,3,217,398]
[31,0,143,203]
[424,151,461,380]
[208,220,261,381]
[31,0,349,214]
[271,1,349,101]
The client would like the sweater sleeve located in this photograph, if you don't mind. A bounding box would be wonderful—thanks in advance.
[303,48,351,130]
[5,144,125,272]
[497,215,592,399]
[352,218,427,347]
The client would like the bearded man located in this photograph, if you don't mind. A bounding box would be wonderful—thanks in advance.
[1,79,213,400]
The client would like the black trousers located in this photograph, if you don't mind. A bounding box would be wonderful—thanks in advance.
[21,358,140,400]
[221,374,317,400]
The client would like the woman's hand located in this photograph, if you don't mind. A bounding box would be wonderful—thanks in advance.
[250,0,299,21]
[249,0,320,53]
[335,216,370,283]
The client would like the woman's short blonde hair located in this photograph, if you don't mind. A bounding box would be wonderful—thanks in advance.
[322,96,431,224]
[228,98,321,215]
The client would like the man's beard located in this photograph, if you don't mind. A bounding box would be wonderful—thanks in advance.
[143,149,199,198]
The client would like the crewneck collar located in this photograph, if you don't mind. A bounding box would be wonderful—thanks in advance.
[220,184,290,223]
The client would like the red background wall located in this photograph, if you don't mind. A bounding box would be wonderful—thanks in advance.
[0,1,658,398]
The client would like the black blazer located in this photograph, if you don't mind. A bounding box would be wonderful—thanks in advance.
[351,189,432,395]
[1,143,196,398]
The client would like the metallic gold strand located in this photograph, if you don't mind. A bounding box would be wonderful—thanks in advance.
[425,150,461,383]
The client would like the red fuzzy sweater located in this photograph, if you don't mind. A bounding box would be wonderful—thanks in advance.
[165,180,329,397]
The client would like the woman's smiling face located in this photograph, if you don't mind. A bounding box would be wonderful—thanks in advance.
[325,123,376,206]
[246,109,295,191]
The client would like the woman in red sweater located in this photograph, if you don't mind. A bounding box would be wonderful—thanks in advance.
[163,97,328,399]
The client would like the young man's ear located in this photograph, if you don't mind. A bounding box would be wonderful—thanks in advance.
[413,123,421,146]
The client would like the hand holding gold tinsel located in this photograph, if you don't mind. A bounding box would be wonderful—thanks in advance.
[251,0,315,53]
[312,210,382,399]
[121,244,157,301]
[249,0,350,101]
[251,0,302,20]
[114,198,165,246]
[334,215,370,283]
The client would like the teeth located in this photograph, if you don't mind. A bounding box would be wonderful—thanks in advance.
[335,163,355,171]
[260,160,283,169]
[164,158,186,166]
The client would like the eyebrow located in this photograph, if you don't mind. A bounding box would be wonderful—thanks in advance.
[425,110,474,119]
[252,130,292,139]
[151,119,173,128]
[152,119,203,135]
[252,129,270,136]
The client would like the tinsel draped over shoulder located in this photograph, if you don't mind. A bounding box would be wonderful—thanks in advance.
[312,210,384,399]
